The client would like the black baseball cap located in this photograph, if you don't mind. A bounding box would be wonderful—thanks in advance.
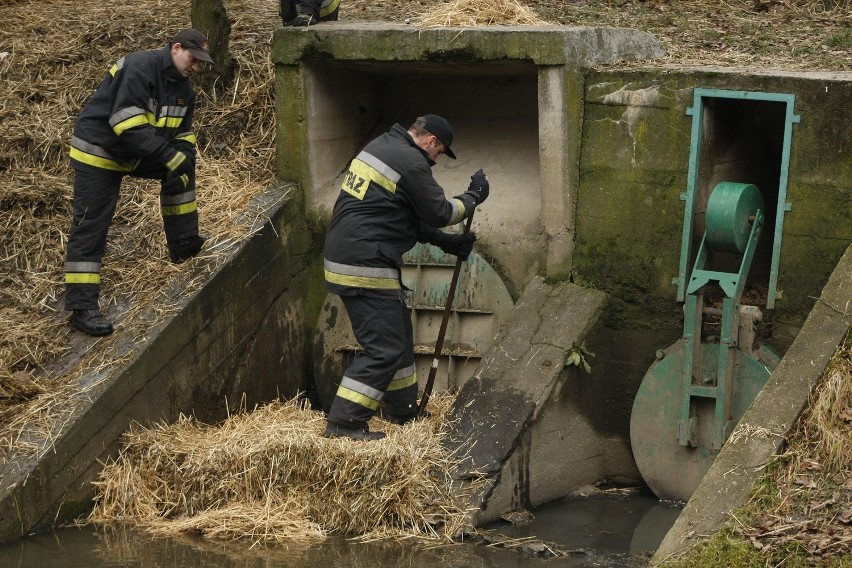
[415,114,456,159]
[171,29,214,64]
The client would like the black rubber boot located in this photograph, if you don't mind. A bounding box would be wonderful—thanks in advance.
[284,14,313,26]
[323,422,386,441]
[168,235,206,264]
[383,411,421,425]
[70,309,114,336]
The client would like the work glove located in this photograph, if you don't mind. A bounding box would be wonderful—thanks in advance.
[161,174,186,195]
[165,149,194,181]
[464,168,489,206]
[435,231,476,261]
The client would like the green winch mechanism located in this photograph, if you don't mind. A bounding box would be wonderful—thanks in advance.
[629,89,799,502]
[630,181,780,501]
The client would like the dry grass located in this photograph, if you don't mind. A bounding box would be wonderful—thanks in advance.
[346,0,851,71]
[664,334,852,566]
[0,0,282,461]
[413,0,547,27]
[87,394,483,545]
[736,336,852,561]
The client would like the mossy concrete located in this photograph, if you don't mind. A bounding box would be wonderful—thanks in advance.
[272,22,665,290]
[574,69,851,458]
[576,67,851,352]
[0,184,319,543]
[653,244,852,564]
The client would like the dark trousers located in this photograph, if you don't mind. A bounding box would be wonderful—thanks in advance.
[64,159,198,310]
[280,0,339,22]
[327,293,419,428]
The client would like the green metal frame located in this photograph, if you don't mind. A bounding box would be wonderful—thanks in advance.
[678,208,765,449]
[676,88,800,310]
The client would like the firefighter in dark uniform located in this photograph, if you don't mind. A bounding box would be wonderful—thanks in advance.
[65,29,211,336]
[280,0,340,26]
[322,115,490,440]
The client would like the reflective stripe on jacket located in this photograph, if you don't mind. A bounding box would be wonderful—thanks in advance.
[70,46,196,171]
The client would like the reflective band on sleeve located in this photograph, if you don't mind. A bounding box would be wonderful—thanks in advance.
[112,114,150,136]
[450,198,466,225]
[173,132,197,145]
[110,106,145,127]
[336,376,384,410]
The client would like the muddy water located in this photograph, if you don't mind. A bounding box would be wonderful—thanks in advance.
[0,494,680,567]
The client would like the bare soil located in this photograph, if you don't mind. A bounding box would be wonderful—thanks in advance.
[344,0,851,71]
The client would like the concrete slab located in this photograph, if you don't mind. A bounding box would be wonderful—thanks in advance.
[446,276,608,521]
[653,244,852,563]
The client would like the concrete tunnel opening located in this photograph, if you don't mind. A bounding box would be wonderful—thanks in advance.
[303,59,542,242]
[304,58,546,410]
[692,96,788,290]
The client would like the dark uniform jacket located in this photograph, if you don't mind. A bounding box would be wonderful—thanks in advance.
[70,46,197,172]
[323,123,476,297]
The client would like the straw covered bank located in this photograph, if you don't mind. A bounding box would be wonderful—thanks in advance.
[86,394,484,544]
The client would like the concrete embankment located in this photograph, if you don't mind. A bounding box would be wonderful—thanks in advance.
[0,185,318,543]
[653,244,852,564]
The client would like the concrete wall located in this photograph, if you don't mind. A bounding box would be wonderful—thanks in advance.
[574,68,852,448]
[273,22,665,297]
[271,25,850,520]
[0,185,319,542]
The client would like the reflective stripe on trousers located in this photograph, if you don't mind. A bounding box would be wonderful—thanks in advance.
[327,293,418,428]
[65,159,198,310]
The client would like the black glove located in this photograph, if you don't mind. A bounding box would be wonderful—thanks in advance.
[165,149,194,180]
[435,231,476,261]
[464,168,489,206]
[161,174,186,195]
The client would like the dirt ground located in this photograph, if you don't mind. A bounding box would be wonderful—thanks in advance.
[344,0,851,71]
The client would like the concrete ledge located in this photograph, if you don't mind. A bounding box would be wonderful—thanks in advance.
[0,184,317,543]
[272,22,665,67]
[653,244,852,563]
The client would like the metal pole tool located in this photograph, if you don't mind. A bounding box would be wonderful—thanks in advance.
[417,212,475,417]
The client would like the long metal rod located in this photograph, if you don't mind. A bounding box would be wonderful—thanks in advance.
[417,213,474,417]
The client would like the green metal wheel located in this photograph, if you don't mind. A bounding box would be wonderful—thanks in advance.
[630,339,779,501]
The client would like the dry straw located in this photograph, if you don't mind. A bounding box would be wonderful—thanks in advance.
[87,394,484,545]
[0,0,281,460]
[414,0,547,27]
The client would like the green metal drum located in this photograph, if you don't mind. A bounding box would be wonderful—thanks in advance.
[705,182,764,254]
